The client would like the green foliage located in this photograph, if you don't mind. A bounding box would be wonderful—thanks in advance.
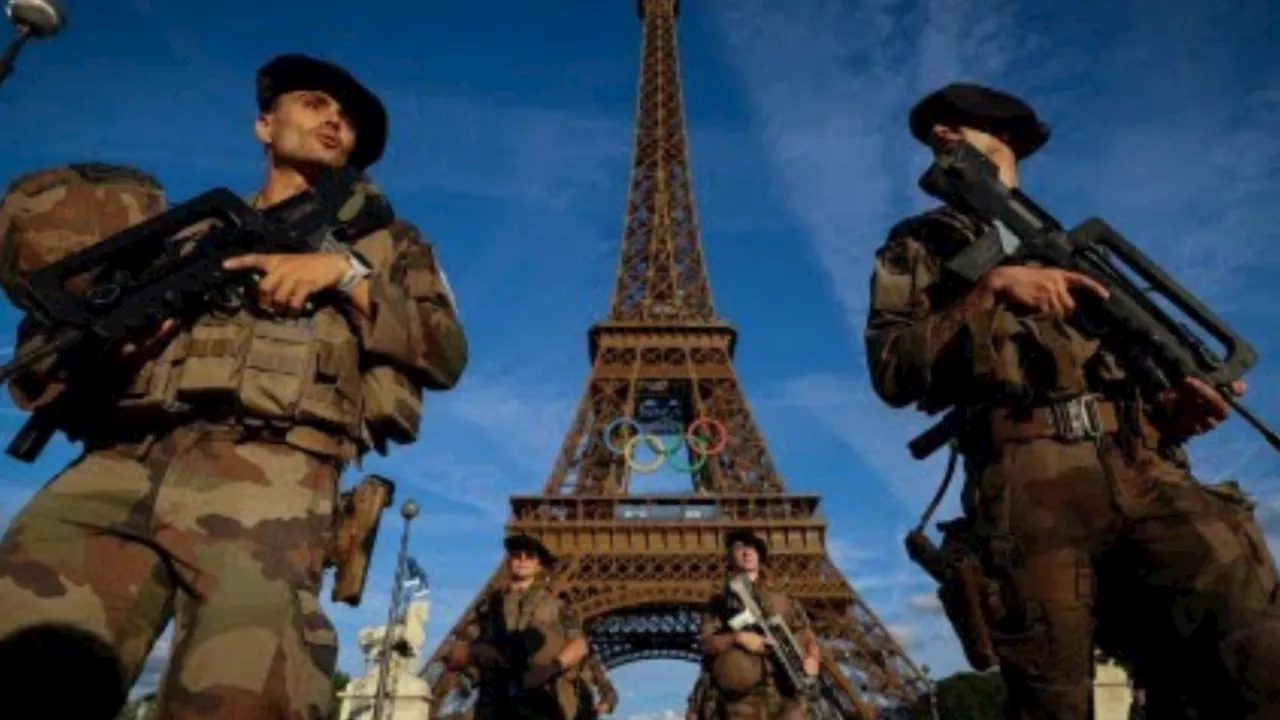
[329,670,352,720]
[908,670,1007,720]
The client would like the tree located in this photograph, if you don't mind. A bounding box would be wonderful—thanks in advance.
[329,670,351,720]
[908,670,1007,720]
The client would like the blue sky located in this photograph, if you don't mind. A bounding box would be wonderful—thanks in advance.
[1,0,1278,717]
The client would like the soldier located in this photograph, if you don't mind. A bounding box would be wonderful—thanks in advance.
[444,533,592,720]
[867,81,1280,719]
[576,653,619,718]
[699,530,822,720]
[0,54,468,719]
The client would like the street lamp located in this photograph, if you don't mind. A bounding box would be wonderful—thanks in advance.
[372,499,424,720]
[1,0,65,91]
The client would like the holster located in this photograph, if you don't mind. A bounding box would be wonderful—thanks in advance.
[326,473,395,606]
[906,518,1003,670]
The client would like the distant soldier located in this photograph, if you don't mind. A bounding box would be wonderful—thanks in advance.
[699,530,822,720]
[445,534,592,720]
[0,53,468,719]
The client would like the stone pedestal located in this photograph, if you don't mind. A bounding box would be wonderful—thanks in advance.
[1093,653,1133,720]
[338,599,433,720]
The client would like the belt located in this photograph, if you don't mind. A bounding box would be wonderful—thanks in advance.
[988,395,1119,445]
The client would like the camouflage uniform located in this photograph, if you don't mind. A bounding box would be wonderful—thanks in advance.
[868,83,1280,720]
[699,579,814,720]
[700,533,817,720]
[576,654,618,718]
[0,56,468,720]
[461,576,588,720]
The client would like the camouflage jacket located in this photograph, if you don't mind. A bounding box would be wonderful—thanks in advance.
[464,579,587,718]
[699,579,817,698]
[864,205,1129,414]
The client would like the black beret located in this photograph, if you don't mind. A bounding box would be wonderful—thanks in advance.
[256,54,388,169]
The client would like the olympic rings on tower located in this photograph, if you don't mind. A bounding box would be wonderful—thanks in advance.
[602,416,728,473]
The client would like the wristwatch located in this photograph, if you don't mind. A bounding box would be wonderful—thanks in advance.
[337,250,374,293]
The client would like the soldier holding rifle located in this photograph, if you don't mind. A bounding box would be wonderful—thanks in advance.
[867,82,1280,719]
[699,529,821,720]
[0,54,467,718]
[445,533,592,720]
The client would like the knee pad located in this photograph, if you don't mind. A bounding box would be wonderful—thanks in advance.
[0,624,127,719]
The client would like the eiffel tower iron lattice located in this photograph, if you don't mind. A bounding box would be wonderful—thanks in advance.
[420,1,932,717]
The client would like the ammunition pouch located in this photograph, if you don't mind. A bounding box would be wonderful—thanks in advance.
[908,518,1003,670]
[326,473,395,606]
[360,365,424,455]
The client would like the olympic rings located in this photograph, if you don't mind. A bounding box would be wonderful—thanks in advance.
[602,415,729,474]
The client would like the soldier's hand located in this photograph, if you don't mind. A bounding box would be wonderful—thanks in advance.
[734,631,773,655]
[981,265,1109,317]
[223,252,350,314]
[111,318,179,363]
[1154,377,1245,437]
[803,656,821,677]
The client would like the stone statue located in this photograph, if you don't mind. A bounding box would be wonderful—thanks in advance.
[338,598,433,720]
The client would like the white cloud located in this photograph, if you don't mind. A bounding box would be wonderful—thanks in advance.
[705,0,1026,345]
[908,592,943,614]
[441,372,578,474]
[826,537,881,573]
[887,623,920,649]
[627,712,681,720]
[771,372,953,512]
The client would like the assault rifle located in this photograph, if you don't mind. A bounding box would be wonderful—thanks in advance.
[0,165,393,461]
[725,575,847,718]
[906,140,1280,460]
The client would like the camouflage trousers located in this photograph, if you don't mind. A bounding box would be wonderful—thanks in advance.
[0,423,341,719]
[965,436,1280,720]
[715,687,807,720]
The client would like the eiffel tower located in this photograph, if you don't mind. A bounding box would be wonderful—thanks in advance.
[421,1,931,716]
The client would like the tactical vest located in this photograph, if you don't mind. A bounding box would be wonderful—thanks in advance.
[475,582,582,719]
[107,222,424,459]
[708,581,794,698]
[903,208,1125,402]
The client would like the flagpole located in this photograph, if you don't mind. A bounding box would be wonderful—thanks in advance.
[372,499,420,720]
